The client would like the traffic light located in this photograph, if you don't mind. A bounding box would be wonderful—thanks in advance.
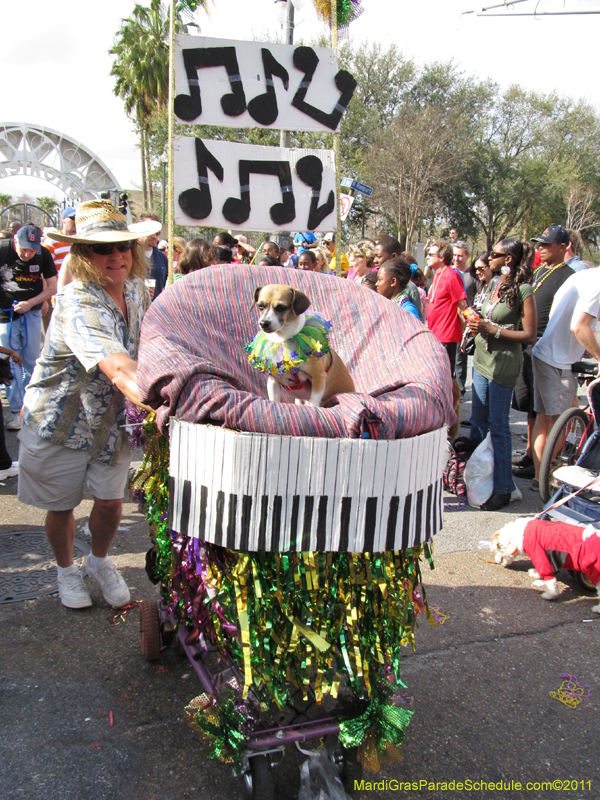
[100,191,111,200]
[119,193,128,215]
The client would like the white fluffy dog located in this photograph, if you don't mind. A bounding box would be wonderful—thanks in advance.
[489,516,600,609]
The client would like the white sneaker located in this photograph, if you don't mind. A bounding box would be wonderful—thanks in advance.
[510,486,522,502]
[0,461,18,479]
[84,555,130,607]
[5,412,22,430]
[57,565,92,609]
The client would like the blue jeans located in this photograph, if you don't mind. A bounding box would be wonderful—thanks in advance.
[0,310,42,414]
[469,368,516,495]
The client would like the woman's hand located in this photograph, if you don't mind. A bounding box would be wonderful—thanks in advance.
[9,350,23,366]
[468,317,495,336]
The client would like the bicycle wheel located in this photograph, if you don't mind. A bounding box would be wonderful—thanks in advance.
[539,407,591,503]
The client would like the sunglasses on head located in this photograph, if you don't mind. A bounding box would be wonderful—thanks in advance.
[89,241,134,256]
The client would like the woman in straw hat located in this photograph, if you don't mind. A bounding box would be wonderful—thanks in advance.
[17,200,161,610]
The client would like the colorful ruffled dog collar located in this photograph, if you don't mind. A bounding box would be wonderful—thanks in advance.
[246,313,332,375]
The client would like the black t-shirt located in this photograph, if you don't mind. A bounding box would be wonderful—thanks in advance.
[0,239,57,322]
[532,263,574,340]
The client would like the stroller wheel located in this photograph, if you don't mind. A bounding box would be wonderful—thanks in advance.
[577,571,598,592]
[539,407,590,503]
[341,746,363,792]
[139,599,161,661]
[241,755,273,800]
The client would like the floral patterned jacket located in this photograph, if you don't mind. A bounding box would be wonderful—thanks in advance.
[23,277,149,465]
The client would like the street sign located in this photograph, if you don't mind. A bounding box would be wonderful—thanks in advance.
[340,194,354,221]
[340,177,372,196]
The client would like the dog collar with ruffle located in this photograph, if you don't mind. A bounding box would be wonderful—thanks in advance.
[245,312,333,375]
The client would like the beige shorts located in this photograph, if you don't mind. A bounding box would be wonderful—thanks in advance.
[533,355,578,417]
[17,424,131,511]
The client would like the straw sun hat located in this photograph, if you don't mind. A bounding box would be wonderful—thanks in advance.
[46,200,161,244]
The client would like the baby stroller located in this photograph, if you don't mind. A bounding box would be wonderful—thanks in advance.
[132,265,454,799]
[541,376,600,591]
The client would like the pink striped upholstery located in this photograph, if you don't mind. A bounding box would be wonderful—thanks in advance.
[137,265,455,439]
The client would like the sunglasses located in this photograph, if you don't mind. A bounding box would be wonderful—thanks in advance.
[490,251,505,259]
[89,241,134,256]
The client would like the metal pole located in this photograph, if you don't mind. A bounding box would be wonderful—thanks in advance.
[167,0,176,286]
[279,1,294,149]
[161,161,167,225]
[331,0,342,276]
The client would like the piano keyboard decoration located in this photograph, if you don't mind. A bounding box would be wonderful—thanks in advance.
[169,421,448,552]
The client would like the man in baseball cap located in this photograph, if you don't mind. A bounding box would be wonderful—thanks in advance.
[0,225,57,429]
[531,224,570,246]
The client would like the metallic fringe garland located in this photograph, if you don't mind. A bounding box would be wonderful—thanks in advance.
[313,0,364,28]
[131,415,436,766]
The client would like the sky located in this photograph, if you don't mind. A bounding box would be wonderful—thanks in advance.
[2,0,600,201]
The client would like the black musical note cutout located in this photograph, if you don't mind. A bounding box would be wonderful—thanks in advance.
[291,46,357,131]
[178,139,224,220]
[222,161,296,226]
[295,155,335,230]
[247,48,290,126]
[174,47,247,122]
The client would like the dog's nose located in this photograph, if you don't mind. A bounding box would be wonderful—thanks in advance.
[260,320,273,331]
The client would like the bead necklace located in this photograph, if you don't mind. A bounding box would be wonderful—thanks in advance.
[483,276,503,321]
[532,261,566,294]
[429,266,448,304]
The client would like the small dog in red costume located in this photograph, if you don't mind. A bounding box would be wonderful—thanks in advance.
[490,517,600,609]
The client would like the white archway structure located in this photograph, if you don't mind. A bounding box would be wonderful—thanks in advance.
[0,122,122,201]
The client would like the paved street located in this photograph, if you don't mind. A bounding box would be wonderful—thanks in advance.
[1,389,599,800]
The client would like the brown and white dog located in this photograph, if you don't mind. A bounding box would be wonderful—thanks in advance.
[489,516,600,610]
[252,284,355,407]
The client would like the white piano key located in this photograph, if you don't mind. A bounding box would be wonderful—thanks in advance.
[331,439,353,551]
[273,435,291,552]
[353,439,376,552]
[307,437,328,551]
[321,439,341,551]
[343,440,362,552]
[248,434,269,550]
[262,435,283,550]
[284,435,302,551]
[296,437,315,552]
[371,440,391,552]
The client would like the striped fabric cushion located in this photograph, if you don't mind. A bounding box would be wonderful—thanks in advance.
[137,265,455,439]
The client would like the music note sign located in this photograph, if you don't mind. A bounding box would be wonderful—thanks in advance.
[174,35,356,133]
[174,137,337,233]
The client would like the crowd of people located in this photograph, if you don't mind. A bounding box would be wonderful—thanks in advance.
[1,202,599,607]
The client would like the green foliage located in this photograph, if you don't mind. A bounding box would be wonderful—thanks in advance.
[0,193,12,209]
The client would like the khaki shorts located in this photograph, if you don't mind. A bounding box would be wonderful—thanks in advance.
[533,355,578,417]
[17,424,131,511]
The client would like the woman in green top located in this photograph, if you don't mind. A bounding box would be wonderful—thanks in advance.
[466,238,537,511]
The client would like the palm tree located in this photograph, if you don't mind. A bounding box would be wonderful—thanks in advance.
[110,0,205,206]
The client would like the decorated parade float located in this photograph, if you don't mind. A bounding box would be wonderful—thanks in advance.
[132,265,453,797]
[129,4,455,795]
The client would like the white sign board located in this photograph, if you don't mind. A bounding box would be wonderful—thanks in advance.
[340,194,354,221]
[174,137,337,233]
[174,35,357,132]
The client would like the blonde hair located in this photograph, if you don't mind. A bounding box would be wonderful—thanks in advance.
[69,242,149,286]
[348,239,376,266]
[172,236,187,255]
[314,246,331,273]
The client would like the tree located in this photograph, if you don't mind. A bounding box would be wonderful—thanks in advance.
[364,105,465,248]
[110,1,203,206]
[0,193,12,210]
[37,196,59,215]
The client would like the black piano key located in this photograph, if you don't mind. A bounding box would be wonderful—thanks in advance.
[437,477,443,532]
[301,496,314,551]
[385,496,400,551]
[240,495,252,551]
[363,497,378,553]
[289,495,300,551]
[180,479,192,537]
[226,494,237,550]
[426,483,433,540]
[339,497,352,552]
[257,496,269,551]
[198,485,208,541]
[415,489,424,547]
[432,479,439,534]
[214,490,225,546]
[271,496,282,551]
[167,475,175,532]
[401,494,412,550]
[316,496,328,551]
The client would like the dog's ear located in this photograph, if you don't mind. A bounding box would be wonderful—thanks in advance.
[250,286,263,311]
[291,288,311,316]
